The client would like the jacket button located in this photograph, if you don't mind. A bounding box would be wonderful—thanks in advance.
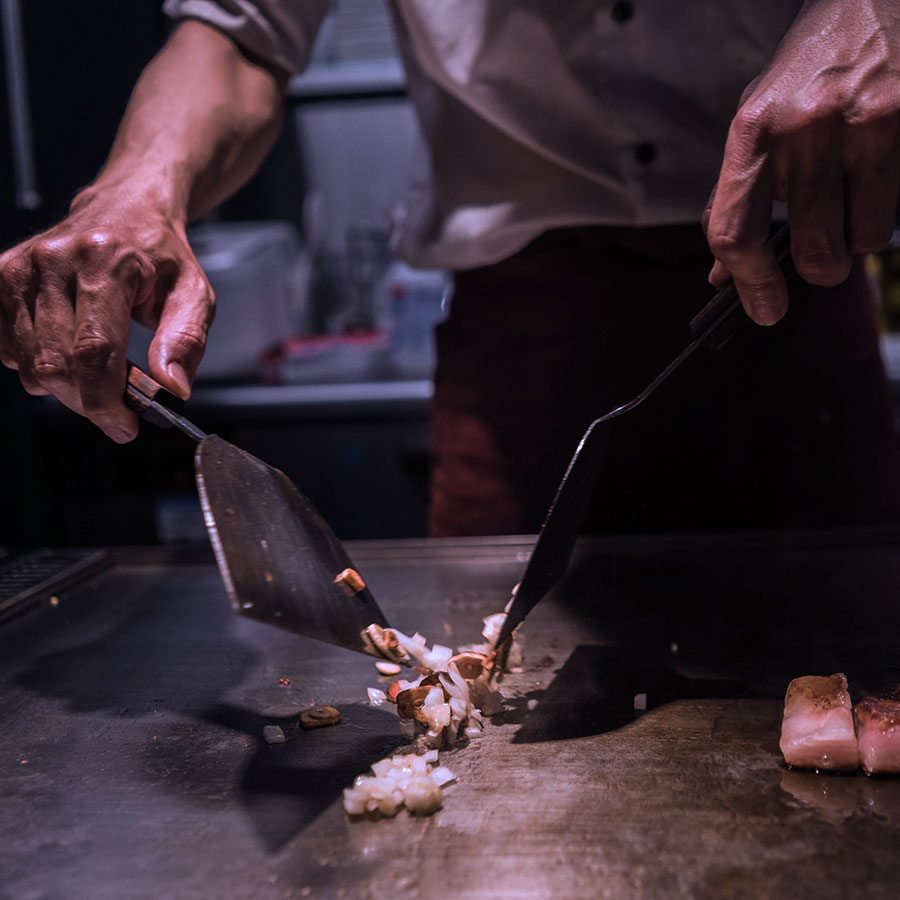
[634,141,657,165]
[611,1,634,23]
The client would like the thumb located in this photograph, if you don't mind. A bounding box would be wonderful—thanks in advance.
[146,262,215,399]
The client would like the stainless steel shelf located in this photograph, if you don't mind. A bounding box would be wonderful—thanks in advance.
[189,378,431,418]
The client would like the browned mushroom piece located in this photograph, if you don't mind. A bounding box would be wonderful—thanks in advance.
[299,705,342,729]
[386,681,404,703]
[361,624,410,665]
[334,567,366,596]
[396,686,434,723]
[375,661,402,676]
[449,652,492,682]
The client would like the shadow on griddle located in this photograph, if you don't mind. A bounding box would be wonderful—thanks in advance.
[541,534,900,696]
[10,573,404,853]
[198,701,407,853]
[509,644,749,743]
[12,573,255,715]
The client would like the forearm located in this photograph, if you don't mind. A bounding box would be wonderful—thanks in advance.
[72,19,288,223]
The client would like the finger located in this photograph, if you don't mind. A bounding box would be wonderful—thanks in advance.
[29,239,83,413]
[843,116,900,255]
[706,119,787,325]
[0,252,34,375]
[0,283,18,370]
[13,310,49,394]
[702,185,735,287]
[6,272,50,395]
[782,130,852,287]
[71,273,139,443]
[146,260,215,399]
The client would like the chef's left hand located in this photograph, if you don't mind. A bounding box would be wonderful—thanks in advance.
[704,0,900,325]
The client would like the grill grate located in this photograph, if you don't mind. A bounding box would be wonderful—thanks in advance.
[0,549,109,623]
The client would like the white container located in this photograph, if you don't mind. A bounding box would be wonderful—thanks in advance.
[376,261,452,378]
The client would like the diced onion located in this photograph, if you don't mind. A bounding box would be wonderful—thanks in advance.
[349,606,519,819]
[262,725,286,744]
[367,687,387,707]
[430,765,455,786]
[342,752,455,818]
[481,613,506,644]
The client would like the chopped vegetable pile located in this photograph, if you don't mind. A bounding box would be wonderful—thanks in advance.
[342,749,455,817]
[343,608,522,818]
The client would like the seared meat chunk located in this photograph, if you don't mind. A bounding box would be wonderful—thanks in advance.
[780,673,858,771]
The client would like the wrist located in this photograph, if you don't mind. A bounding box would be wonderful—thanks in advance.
[69,163,189,225]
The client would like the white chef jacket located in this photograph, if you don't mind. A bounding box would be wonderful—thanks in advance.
[163,0,804,270]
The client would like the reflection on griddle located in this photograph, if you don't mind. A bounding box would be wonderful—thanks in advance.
[780,767,900,826]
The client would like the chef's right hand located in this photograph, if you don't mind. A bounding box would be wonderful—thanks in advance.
[0,186,214,443]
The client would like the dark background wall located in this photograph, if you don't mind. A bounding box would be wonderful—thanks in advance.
[0,3,429,550]
[0,3,170,546]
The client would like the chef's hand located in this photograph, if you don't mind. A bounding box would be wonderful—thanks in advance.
[704,0,900,325]
[0,187,213,443]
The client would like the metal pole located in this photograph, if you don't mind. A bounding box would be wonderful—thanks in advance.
[1,0,41,210]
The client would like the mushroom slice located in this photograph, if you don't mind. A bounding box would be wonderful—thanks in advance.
[300,705,342,729]
[361,624,411,665]
[396,685,434,723]
[449,651,492,681]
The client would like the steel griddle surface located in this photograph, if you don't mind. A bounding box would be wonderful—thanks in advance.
[2,533,900,900]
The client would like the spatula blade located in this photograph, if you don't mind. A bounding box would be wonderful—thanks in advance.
[195,435,390,657]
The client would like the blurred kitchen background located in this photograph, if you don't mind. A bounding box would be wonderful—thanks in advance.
[4,1,900,551]
[0,0,453,548]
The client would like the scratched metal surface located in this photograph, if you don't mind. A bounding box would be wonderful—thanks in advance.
[2,532,900,900]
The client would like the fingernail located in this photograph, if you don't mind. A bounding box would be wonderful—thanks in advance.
[753,304,784,327]
[166,362,191,399]
[110,426,137,444]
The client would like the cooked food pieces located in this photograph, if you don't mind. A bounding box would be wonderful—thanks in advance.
[779,673,859,772]
[342,750,455,817]
[262,725,286,744]
[346,612,517,820]
[299,704,341,729]
[375,661,402,676]
[855,697,900,775]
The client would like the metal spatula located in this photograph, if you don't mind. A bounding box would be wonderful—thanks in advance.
[494,226,794,648]
[125,365,393,658]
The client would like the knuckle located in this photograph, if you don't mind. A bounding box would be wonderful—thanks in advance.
[0,253,34,295]
[112,247,151,284]
[32,350,69,382]
[707,231,746,266]
[731,102,775,147]
[170,322,209,357]
[73,230,119,264]
[29,236,71,271]
[72,328,115,371]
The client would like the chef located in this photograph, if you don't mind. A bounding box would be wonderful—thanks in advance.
[2,0,899,536]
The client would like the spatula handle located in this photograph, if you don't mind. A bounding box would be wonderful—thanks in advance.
[124,362,207,442]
